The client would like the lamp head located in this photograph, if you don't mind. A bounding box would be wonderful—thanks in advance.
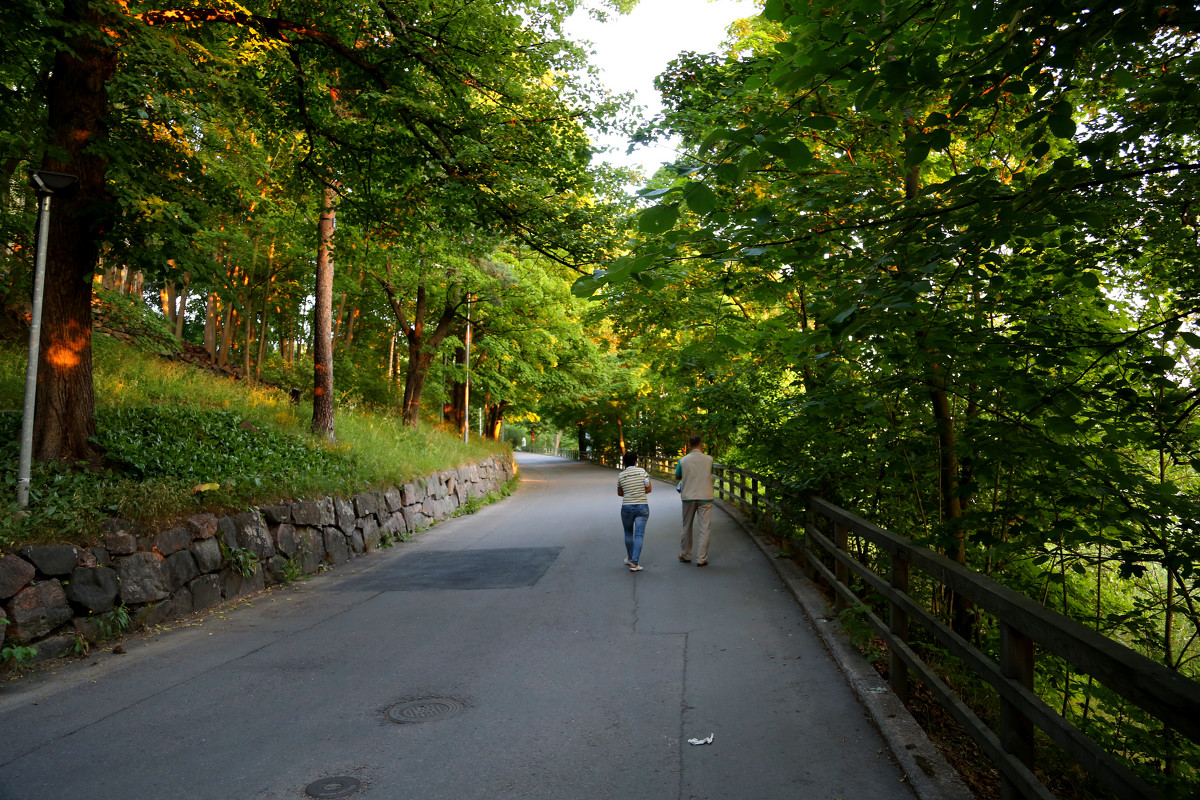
[29,170,78,196]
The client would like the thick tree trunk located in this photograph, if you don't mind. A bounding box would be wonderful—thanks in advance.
[312,185,336,440]
[401,348,434,426]
[485,399,507,440]
[32,0,117,465]
[377,264,463,429]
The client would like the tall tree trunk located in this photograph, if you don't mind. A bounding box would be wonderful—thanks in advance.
[126,269,142,297]
[175,273,189,339]
[217,301,235,367]
[333,292,347,342]
[312,184,336,440]
[32,0,116,465]
[930,377,965,566]
[485,399,507,440]
[907,129,970,636]
[242,300,254,377]
[160,283,177,328]
[377,263,462,429]
[344,307,358,346]
[401,348,434,426]
[279,311,290,365]
[255,273,272,381]
[204,292,218,358]
[241,240,260,378]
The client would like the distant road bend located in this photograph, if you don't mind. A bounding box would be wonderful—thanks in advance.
[0,452,914,800]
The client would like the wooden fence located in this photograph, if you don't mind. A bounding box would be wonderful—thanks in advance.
[522,446,1200,800]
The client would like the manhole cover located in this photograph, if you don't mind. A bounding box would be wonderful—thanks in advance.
[386,697,465,724]
[304,776,361,799]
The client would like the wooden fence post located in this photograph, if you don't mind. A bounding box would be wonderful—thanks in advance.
[889,553,911,703]
[834,523,850,613]
[751,475,760,523]
[1000,622,1036,800]
[803,503,817,580]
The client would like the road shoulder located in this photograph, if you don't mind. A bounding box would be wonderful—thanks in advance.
[713,498,974,800]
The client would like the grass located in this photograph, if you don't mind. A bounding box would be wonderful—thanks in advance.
[0,332,506,549]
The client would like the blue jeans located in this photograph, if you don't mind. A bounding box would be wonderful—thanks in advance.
[621,504,649,564]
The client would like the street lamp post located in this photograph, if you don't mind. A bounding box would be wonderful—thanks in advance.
[17,170,77,507]
[463,295,472,443]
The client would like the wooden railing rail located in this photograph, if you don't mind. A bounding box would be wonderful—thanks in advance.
[520,447,1200,800]
[803,496,1200,800]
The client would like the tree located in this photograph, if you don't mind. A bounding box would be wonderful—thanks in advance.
[28,0,117,465]
[375,245,471,428]
[574,0,1200,697]
[312,184,336,439]
[11,0,627,461]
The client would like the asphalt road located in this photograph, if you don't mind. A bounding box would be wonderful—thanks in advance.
[0,453,913,800]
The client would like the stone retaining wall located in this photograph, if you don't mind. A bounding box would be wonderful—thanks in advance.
[0,454,516,662]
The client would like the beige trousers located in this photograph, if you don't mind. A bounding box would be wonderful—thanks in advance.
[680,501,713,561]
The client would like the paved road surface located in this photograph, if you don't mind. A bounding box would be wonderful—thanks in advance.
[0,453,913,800]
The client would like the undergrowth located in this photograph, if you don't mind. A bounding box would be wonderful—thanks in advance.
[0,333,506,549]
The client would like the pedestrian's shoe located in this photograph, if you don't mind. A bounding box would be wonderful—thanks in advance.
[678,554,691,563]
[624,556,633,566]
[629,564,644,572]
[696,560,708,567]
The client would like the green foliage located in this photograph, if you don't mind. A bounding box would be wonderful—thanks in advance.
[96,604,131,640]
[0,433,119,545]
[220,542,260,579]
[458,495,486,516]
[92,287,180,357]
[280,556,305,583]
[0,335,507,549]
[1,614,38,666]
[1,642,37,667]
[96,406,356,488]
[573,2,1200,795]
[836,603,884,665]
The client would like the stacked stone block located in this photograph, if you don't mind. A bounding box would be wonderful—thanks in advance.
[1,455,515,662]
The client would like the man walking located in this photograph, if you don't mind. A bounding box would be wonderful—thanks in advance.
[675,435,715,566]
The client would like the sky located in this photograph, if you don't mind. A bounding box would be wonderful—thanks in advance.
[562,0,760,178]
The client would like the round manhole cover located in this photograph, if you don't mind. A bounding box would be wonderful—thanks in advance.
[386,697,465,724]
[304,776,361,799]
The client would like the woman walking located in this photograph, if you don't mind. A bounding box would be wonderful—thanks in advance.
[617,452,652,572]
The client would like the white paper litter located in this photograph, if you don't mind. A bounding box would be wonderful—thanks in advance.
[688,733,715,745]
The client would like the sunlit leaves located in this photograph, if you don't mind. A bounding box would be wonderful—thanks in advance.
[638,203,679,234]
[684,181,718,214]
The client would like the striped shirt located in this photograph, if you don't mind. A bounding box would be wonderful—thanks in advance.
[618,466,650,505]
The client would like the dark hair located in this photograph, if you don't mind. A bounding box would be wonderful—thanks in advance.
[688,435,703,448]
[623,451,638,467]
